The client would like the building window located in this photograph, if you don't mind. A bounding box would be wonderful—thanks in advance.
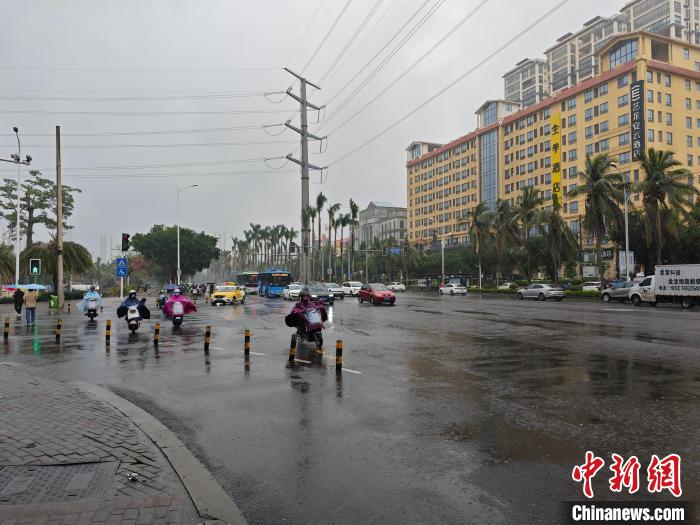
[647,109,654,122]
[482,102,498,126]
[686,79,692,91]
[647,89,654,102]
[584,90,593,103]
[685,48,691,59]
[687,116,693,129]
[618,94,629,107]
[648,128,655,142]
[619,152,631,164]
[567,98,576,110]
[568,131,577,144]
[666,113,672,125]
[618,75,629,88]
[569,149,578,161]
[600,102,608,114]
[619,113,630,126]
[666,93,672,106]
[667,132,673,145]
[585,108,593,121]
[570,201,579,213]
[610,39,638,69]
[568,114,577,126]
[619,133,630,146]
[687,98,693,110]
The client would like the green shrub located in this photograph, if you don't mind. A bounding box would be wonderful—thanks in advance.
[564,290,600,298]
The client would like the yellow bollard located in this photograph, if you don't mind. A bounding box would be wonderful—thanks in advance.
[335,340,343,375]
[55,319,62,342]
[3,318,9,341]
[288,334,297,364]
[204,325,211,355]
[244,329,250,357]
[154,322,160,347]
[105,319,111,343]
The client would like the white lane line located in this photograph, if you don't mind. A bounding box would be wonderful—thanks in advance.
[291,356,362,374]
[249,352,266,356]
[212,347,266,356]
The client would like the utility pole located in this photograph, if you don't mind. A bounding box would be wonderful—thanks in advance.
[56,126,64,309]
[283,68,325,285]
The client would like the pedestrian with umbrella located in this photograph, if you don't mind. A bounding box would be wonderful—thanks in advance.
[12,288,24,318]
[23,288,38,326]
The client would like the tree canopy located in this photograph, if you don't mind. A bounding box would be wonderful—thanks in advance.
[132,225,220,280]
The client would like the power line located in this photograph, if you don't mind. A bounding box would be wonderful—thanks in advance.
[1,139,298,149]
[0,65,281,73]
[319,0,385,84]
[301,0,354,74]
[0,158,283,173]
[328,0,574,167]
[288,0,327,66]
[0,125,285,137]
[322,0,491,133]
[63,169,297,180]
[0,91,285,102]
[0,109,294,116]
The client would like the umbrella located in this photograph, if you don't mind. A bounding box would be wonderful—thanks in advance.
[23,284,47,291]
[164,284,178,291]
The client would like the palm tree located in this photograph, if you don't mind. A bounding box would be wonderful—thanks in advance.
[0,244,13,281]
[286,227,298,266]
[569,153,624,283]
[465,202,494,289]
[637,148,698,266]
[511,186,544,281]
[537,201,579,284]
[248,223,262,268]
[305,206,317,275]
[333,218,340,277]
[349,198,359,275]
[492,199,518,283]
[260,226,271,266]
[338,213,351,279]
[327,202,341,278]
[315,192,328,278]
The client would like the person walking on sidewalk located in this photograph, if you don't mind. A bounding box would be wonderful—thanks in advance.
[23,289,38,326]
[12,288,24,318]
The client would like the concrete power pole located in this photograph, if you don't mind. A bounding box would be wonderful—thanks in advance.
[283,68,325,285]
[56,126,64,310]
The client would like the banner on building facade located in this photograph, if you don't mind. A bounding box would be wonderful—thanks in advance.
[550,112,562,207]
[630,80,645,161]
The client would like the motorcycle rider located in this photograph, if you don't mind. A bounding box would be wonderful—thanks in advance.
[117,290,151,320]
[79,286,103,315]
[286,289,328,344]
[163,288,197,319]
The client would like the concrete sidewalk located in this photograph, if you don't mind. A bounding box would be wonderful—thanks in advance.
[0,364,203,525]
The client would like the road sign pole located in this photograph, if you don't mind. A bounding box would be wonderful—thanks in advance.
[120,277,123,300]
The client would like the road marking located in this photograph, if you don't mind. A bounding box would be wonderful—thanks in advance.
[249,352,266,356]
[291,357,362,374]
[600,308,635,312]
[212,347,266,356]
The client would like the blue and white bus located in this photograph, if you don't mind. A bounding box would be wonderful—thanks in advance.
[258,268,292,297]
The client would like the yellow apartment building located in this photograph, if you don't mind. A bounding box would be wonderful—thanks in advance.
[406,31,700,277]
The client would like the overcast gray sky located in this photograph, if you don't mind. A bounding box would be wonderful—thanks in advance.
[1,0,621,257]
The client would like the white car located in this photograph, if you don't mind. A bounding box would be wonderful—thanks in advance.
[325,282,345,299]
[387,282,406,292]
[498,282,515,290]
[582,281,602,291]
[283,283,303,301]
[440,283,468,295]
[342,281,363,297]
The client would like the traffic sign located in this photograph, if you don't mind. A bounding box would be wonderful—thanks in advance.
[389,248,401,255]
[115,257,128,277]
[29,259,41,276]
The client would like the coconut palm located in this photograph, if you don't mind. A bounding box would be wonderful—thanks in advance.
[315,192,328,278]
[569,153,624,283]
[326,202,341,277]
[338,213,351,279]
[349,198,359,275]
[492,199,518,282]
[464,202,494,289]
[537,200,579,284]
[511,186,544,281]
[636,148,699,266]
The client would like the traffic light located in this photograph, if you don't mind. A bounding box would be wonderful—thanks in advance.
[121,233,130,252]
[289,242,297,254]
[29,259,41,276]
[382,247,387,256]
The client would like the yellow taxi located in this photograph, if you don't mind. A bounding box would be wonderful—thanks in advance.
[210,282,246,305]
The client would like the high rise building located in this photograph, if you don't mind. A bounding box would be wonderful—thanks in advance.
[358,202,407,246]
[503,58,551,108]
[407,31,700,276]
[622,0,700,44]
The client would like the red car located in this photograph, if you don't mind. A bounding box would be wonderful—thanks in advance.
[358,283,396,306]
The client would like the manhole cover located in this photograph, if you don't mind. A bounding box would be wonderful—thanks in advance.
[0,462,118,505]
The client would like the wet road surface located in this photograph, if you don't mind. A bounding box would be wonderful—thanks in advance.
[1,293,698,524]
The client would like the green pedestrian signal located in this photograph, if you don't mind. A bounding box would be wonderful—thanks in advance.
[29,259,41,276]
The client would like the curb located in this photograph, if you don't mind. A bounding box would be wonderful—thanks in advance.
[76,382,246,525]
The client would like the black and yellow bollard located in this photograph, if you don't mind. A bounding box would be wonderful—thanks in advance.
[67,303,71,314]
[55,319,62,342]
[3,318,9,341]
[154,322,160,347]
[105,319,111,343]
[204,325,211,355]
[335,339,343,375]
[244,329,250,357]
[288,334,297,364]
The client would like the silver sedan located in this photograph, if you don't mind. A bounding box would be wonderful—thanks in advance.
[516,283,564,301]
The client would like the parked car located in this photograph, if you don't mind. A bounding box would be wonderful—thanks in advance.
[516,283,564,301]
[358,283,396,305]
[324,282,345,299]
[387,282,406,292]
[211,285,246,305]
[497,282,515,290]
[600,281,637,303]
[308,282,335,305]
[342,281,363,296]
[581,281,602,291]
[439,283,468,295]
[283,283,304,301]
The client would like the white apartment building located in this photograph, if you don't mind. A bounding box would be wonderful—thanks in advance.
[622,0,700,44]
[503,58,551,107]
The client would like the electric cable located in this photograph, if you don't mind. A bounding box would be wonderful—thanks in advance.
[301,0,354,74]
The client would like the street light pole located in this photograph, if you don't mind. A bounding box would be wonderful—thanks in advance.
[624,188,632,282]
[13,129,21,286]
[176,184,198,285]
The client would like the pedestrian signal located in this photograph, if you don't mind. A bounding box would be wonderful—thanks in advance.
[29,259,41,276]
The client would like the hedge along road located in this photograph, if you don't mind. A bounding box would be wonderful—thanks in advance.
[1,292,698,524]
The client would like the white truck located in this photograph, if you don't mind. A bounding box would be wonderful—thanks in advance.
[629,264,700,309]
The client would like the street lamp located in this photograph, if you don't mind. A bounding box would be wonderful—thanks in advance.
[0,127,31,286]
[610,161,632,281]
[428,218,445,285]
[176,184,198,285]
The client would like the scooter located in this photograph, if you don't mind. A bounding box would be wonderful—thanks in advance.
[170,300,185,328]
[285,303,327,349]
[163,295,196,328]
[117,297,150,333]
[126,305,142,333]
[157,294,167,309]
[86,299,99,320]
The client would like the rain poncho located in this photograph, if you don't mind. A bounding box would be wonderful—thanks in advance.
[78,291,103,314]
[163,294,197,319]
[287,300,328,331]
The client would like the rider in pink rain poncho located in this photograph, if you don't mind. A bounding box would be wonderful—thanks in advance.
[163,288,197,319]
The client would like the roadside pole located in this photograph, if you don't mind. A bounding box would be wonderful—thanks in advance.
[56,126,64,310]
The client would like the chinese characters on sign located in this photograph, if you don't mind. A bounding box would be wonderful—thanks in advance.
[550,112,562,206]
[630,80,645,161]
[572,451,682,498]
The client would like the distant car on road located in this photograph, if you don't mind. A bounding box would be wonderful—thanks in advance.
[211,285,246,305]
[308,282,335,305]
[600,281,636,303]
[497,282,515,290]
[283,283,303,301]
[439,283,468,295]
[342,281,363,297]
[387,282,406,292]
[516,283,564,301]
[582,281,602,291]
[358,283,396,305]
[324,282,345,299]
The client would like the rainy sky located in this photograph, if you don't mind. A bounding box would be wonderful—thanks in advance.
[1,0,619,257]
